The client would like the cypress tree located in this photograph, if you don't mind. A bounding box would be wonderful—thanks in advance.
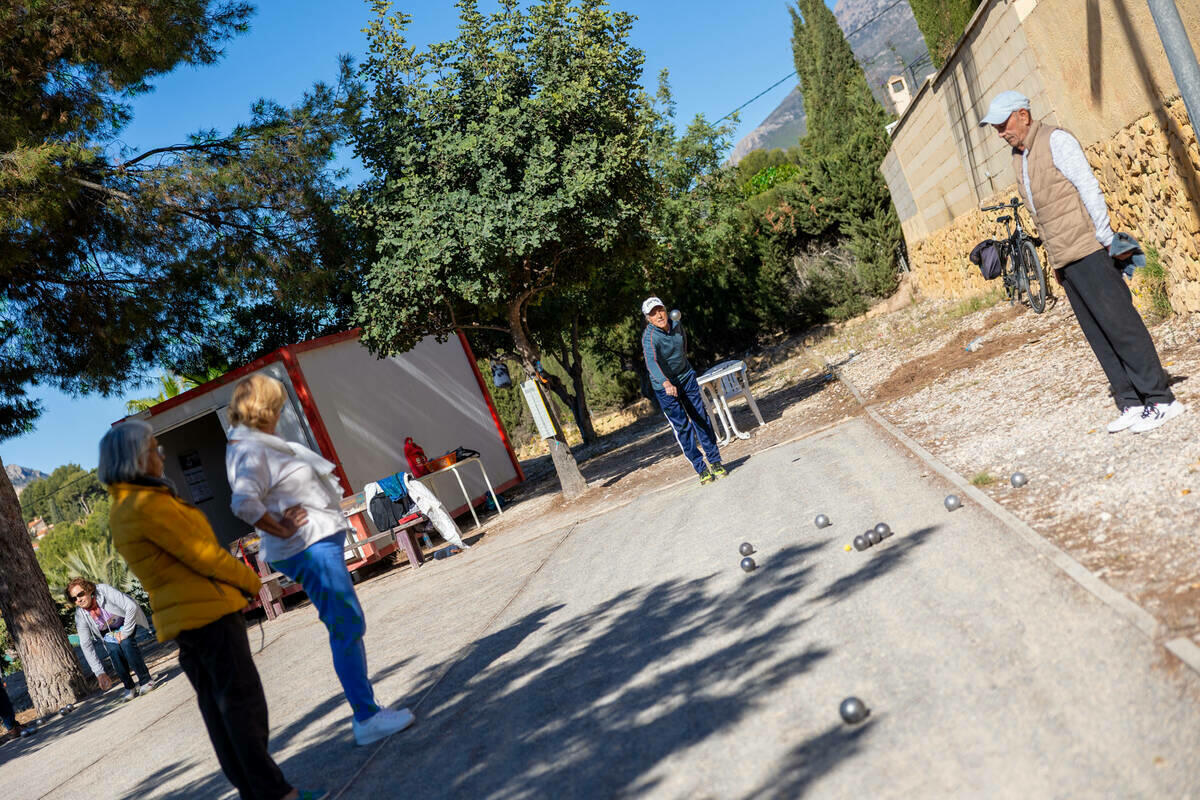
[790,0,901,297]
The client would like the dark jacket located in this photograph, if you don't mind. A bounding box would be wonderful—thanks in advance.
[369,492,416,532]
[642,321,694,391]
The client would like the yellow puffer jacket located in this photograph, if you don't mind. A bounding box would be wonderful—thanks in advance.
[108,482,261,642]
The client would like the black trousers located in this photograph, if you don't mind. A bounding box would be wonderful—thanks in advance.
[176,613,292,800]
[1059,248,1173,409]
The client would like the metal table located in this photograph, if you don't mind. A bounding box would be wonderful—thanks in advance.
[416,455,504,529]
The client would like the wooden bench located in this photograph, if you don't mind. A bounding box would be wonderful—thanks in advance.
[343,514,427,571]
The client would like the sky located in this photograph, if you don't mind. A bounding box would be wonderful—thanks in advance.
[3,0,827,474]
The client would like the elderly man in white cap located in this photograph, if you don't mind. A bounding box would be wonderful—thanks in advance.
[641,296,726,484]
[980,90,1184,433]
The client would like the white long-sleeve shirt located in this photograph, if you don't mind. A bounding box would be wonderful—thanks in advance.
[1021,129,1114,248]
[226,427,349,562]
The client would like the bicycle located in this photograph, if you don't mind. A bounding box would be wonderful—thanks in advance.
[980,197,1048,313]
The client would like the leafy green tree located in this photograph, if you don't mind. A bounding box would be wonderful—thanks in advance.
[0,1,361,712]
[908,0,980,67]
[347,0,658,498]
[19,465,106,526]
[124,367,227,413]
[790,0,901,299]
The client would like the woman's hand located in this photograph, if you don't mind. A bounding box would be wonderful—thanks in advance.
[252,505,309,539]
[281,505,309,533]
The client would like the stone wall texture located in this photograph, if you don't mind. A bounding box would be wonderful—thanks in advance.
[909,98,1200,313]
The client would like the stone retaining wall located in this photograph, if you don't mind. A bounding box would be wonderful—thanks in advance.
[909,98,1200,314]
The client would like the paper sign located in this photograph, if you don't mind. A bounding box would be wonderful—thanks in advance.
[521,380,556,439]
[178,450,214,504]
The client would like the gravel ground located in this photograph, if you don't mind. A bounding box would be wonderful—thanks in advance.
[824,293,1200,647]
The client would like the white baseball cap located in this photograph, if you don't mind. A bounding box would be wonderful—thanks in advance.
[978,90,1031,127]
[641,296,665,315]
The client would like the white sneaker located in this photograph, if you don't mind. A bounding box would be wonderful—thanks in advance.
[352,707,415,746]
[122,689,137,701]
[1129,401,1186,433]
[1107,405,1144,433]
[137,678,157,695]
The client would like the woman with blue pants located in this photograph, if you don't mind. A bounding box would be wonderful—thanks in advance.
[225,374,415,746]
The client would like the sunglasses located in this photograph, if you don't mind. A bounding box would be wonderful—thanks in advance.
[70,592,87,602]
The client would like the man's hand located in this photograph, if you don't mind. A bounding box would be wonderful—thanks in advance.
[97,673,112,691]
[1113,250,1133,261]
[662,380,678,398]
[114,630,123,644]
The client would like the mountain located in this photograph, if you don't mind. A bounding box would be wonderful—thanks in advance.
[727,87,807,165]
[6,464,48,496]
[729,0,934,165]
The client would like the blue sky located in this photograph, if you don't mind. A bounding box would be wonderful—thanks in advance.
[3,0,821,473]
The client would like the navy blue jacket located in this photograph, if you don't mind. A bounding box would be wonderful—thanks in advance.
[642,321,694,391]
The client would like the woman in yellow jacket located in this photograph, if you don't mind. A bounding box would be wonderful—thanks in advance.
[101,420,322,800]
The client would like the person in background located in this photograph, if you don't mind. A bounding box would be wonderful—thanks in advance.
[225,374,415,746]
[641,296,727,484]
[101,420,321,800]
[1,679,33,741]
[980,90,1184,433]
[66,578,156,701]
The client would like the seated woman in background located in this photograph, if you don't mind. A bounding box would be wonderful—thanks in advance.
[67,578,156,701]
[225,374,415,747]
[100,420,321,800]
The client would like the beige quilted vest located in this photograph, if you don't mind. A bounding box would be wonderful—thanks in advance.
[1012,120,1103,267]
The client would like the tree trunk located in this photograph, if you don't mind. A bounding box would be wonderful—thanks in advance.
[506,298,587,500]
[0,458,91,714]
[564,315,597,443]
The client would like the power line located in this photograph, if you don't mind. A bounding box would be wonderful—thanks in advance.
[717,71,798,123]
[715,0,914,123]
[843,0,910,40]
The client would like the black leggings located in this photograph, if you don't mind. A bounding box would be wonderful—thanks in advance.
[176,614,292,800]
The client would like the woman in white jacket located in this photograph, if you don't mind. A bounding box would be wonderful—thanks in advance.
[224,374,414,747]
[67,578,156,700]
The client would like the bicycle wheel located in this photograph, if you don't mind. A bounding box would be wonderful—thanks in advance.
[1019,239,1047,313]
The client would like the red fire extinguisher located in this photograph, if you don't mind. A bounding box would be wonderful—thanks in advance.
[404,437,429,477]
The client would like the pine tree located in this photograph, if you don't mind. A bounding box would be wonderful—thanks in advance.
[790,0,901,297]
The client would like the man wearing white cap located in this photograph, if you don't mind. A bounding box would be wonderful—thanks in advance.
[980,91,1184,433]
[641,296,726,484]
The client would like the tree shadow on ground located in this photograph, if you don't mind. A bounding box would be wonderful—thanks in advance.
[318,532,925,799]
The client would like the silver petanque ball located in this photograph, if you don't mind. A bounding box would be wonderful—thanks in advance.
[740,556,757,573]
[944,494,962,512]
[839,696,870,725]
[669,309,682,322]
[866,529,882,545]
[1010,471,1028,488]
[853,535,869,551]
[739,542,754,557]
[814,514,831,529]
[874,523,890,537]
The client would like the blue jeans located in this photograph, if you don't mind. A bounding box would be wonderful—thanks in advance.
[272,533,381,722]
[655,373,722,475]
[101,631,152,690]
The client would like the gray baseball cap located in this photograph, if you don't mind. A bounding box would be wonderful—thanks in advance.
[979,90,1031,126]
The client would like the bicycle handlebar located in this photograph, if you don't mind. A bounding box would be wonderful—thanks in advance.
[981,199,1023,212]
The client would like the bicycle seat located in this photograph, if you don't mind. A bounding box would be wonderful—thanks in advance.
[996,215,1012,224]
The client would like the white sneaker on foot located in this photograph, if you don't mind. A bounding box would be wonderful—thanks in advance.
[1107,405,1144,433]
[122,689,137,701]
[352,707,415,746]
[137,678,157,695]
[1129,401,1186,433]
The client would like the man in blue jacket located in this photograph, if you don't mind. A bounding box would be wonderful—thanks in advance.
[641,296,725,484]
